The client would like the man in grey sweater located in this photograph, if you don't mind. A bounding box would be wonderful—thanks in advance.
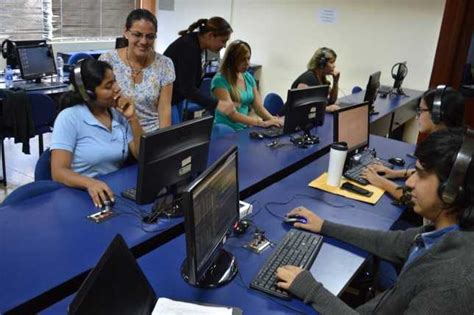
[276,129,474,314]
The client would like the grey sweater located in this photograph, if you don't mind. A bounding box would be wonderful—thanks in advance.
[288,221,474,314]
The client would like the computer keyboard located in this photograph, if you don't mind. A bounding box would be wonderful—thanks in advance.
[261,126,284,138]
[14,81,68,91]
[344,150,393,186]
[250,229,323,299]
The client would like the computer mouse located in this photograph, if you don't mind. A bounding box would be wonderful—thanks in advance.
[101,199,115,212]
[249,131,264,140]
[283,215,308,225]
[388,157,405,167]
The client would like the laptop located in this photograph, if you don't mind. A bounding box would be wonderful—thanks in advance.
[338,71,381,109]
[68,234,157,315]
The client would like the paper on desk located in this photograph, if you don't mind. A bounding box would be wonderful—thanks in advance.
[308,172,384,204]
[152,297,233,315]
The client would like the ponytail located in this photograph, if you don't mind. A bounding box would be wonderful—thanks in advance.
[178,17,232,37]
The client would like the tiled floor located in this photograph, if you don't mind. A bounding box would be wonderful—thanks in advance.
[0,133,51,203]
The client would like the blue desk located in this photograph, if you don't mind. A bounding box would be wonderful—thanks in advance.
[44,136,416,314]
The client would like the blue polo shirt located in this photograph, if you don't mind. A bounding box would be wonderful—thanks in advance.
[51,104,133,178]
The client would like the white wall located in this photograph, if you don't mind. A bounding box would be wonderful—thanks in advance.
[157,0,445,98]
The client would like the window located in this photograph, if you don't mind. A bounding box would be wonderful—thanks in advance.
[52,0,137,40]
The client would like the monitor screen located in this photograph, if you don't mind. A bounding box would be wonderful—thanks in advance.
[283,85,329,134]
[333,102,370,152]
[2,39,47,69]
[133,115,214,205]
[182,146,239,287]
[17,44,56,80]
[363,71,381,107]
[393,61,407,89]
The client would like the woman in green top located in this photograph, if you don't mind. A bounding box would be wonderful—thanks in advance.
[211,40,282,130]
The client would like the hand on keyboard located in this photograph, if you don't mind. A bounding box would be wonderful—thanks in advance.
[275,265,304,290]
[260,118,282,128]
[360,166,386,188]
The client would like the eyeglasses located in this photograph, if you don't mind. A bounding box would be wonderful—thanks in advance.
[415,108,430,118]
[128,30,156,41]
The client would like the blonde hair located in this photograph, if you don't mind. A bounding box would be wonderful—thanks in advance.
[219,40,252,102]
[307,47,337,71]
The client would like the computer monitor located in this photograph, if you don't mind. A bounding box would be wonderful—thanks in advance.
[115,37,128,49]
[16,43,57,82]
[333,102,370,153]
[68,234,156,315]
[181,146,239,288]
[363,71,381,115]
[1,39,47,69]
[132,115,213,208]
[282,85,328,143]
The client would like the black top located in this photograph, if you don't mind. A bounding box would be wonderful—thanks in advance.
[163,33,218,110]
[291,70,322,89]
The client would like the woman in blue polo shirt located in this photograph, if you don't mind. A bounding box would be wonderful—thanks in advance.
[212,40,282,130]
[51,59,143,208]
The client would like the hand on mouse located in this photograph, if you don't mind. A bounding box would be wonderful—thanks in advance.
[86,178,114,208]
[286,206,323,233]
[326,104,340,112]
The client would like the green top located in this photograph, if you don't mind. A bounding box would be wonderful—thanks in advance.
[211,71,257,130]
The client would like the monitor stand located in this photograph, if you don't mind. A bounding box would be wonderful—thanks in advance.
[369,105,379,115]
[291,127,320,147]
[181,249,238,288]
[142,183,186,224]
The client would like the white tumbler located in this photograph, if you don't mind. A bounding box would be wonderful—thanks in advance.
[327,142,348,187]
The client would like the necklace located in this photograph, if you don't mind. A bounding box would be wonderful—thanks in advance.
[126,48,149,86]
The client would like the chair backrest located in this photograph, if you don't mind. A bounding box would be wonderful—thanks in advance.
[67,52,93,65]
[35,148,52,181]
[27,93,57,135]
[1,180,63,207]
[199,77,213,99]
[211,123,235,139]
[352,86,363,94]
[263,93,285,116]
[172,102,183,125]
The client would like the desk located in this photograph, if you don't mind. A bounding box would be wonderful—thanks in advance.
[44,136,416,314]
[337,88,423,139]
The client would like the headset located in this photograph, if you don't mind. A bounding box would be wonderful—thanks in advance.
[226,40,251,68]
[437,128,474,225]
[431,84,447,124]
[317,47,331,69]
[72,59,96,103]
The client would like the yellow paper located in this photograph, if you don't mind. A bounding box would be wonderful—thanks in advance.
[308,172,385,204]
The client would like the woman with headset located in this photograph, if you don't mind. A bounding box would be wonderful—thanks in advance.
[361,87,465,202]
[291,47,341,112]
[163,17,236,117]
[100,9,174,133]
[51,59,143,208]
[211,40,282,130]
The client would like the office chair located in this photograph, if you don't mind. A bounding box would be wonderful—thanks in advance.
[263,93,285,116]
[352,86,363,94]
[0,92,57,186]
[211,123,235,139]
[67,52,93,65]
[171,102,183,125]
[34,148,52,181]
[1,180,63,207]
[183,77,212,120]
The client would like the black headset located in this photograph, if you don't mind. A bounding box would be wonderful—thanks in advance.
[431,85,447,124]
[437,128,474,225]
[318,47,331,69]
[227,40,251,68]
[72,60,96,103]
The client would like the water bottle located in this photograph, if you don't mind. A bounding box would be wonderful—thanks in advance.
[4,65,13,88]
[56,55,64,82]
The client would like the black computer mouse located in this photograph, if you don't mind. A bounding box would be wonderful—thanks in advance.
[388,157,405,167]
[101,199,115,212]
[283,215,308,225]
[249,131,264,140]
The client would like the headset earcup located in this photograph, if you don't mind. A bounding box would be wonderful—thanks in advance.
[86,90,96,100]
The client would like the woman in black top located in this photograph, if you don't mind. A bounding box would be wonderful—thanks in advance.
[164,17,235,116]
[291,47,340,112]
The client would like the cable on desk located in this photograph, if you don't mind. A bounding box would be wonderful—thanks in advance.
[293,193,355,208]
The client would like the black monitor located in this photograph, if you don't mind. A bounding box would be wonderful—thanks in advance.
[131,115,213,209]
[68,234,156,315]
[391,61,408,96]
[181,146,239,288]
[16,43,57,82]
[282,85,328,144]
[115,37,129,49]
[1,39,47,69]
[363,71,381,115]
[333,102,370,153]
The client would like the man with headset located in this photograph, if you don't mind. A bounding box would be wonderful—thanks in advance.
[276,128,474,313]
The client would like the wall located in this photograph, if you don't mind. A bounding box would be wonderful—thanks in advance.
[157,0,445,98]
